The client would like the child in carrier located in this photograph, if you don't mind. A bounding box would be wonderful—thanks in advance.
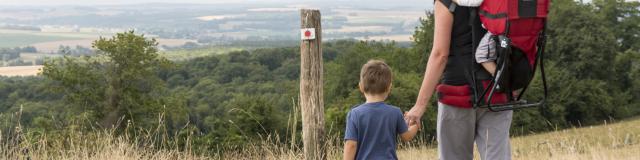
[453,0,498,76]
[437,0,549,110]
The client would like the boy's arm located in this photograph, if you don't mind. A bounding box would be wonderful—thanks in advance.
[343,140,357,160]
[453,0,484,7]
[343,111,358,160]
[400,120,419,142]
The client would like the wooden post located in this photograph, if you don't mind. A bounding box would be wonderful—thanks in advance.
[300,9,325,160]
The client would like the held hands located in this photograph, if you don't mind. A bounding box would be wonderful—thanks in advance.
[404,105,425,128]
[404,111,421,130]
[401,110,422,142]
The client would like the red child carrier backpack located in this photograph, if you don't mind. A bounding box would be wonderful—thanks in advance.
[436,0,550,111]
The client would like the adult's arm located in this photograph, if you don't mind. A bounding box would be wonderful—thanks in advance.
[405,0,454,124]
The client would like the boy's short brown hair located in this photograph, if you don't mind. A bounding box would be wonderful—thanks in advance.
[359,60,392,95]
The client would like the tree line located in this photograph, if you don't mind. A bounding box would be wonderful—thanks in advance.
[0,0,638,153]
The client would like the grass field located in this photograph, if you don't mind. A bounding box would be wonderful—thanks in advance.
[0,65,43,77]
[356,34,413,42]
[0,33,81,48]
[397,118,640,160]
[0,29,106,49]
[225,118,640,160]
[160,46,244,61]
[0,46,237,76]
[0,29,195,53]
[0,46,238,77]
[30,38,196,53]
[2,115,638,159]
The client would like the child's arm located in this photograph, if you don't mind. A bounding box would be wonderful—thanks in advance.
[343,111,358,160]
[481,62,497,76]
[400,119,420,142]
[453,0,484,7]
[343,140,357,160]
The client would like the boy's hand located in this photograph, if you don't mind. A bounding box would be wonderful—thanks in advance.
[401,111,420,142]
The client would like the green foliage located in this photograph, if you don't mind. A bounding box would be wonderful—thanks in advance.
[41,31,177,129]
[547,0,617,80]
[593,0,640,51]
[510,0,640,134]
[411,11,435,70]
[0,0,639,153]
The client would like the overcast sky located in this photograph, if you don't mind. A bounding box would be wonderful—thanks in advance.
[4,0,266,5]
[3,0,429,6]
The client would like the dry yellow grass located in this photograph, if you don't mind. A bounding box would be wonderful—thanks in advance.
[2,118,639,160]
[397,118,640,160]
[1,132,210,160]
[508,119,640,160]
[237,118,640,160]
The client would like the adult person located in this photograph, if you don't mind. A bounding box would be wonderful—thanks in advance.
[404,0,513,159]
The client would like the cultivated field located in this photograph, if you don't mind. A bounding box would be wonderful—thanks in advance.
[356,34,413,42]
[0,65,43,77]
[0,29,102,49]
[332,9,425,25]
[0,32,80,48]
[160,46,243,61]
[31,38,196,53]
[0,29,196,53]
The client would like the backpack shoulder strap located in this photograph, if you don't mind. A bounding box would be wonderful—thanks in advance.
[438,0,458,13]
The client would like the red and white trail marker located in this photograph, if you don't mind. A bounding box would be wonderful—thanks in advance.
[301,28,316,40]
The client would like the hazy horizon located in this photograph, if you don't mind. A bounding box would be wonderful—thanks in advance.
[2,0,431,7]
[0,0,432,51]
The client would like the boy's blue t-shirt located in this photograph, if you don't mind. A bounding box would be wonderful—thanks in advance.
[344,102,409,160]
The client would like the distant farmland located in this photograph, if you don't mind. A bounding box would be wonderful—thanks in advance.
[160,46,243,61]
[31,38,196,53]
[0,29,196,53]
[0,29,102,48]
[0,65,42,77]
[0,32,81,48]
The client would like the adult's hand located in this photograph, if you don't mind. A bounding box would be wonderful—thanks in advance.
[405,104,426,126]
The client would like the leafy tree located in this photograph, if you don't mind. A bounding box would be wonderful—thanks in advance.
[42,31,176,129]
[594,0,640,51]
[546,0,617,80]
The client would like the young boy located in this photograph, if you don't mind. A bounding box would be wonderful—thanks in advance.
[343,60,419,160]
